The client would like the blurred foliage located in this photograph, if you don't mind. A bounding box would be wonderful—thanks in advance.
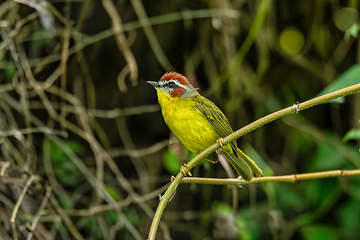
[317,64,360,103]
[0,0,360,239]
[162,149,183,175]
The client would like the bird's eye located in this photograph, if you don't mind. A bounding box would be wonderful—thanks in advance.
[168,82,176,88]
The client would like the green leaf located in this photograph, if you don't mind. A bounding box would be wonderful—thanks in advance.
[78,216,102,238]
[337,199,360,237]
[301,225,338,240]
[308,138,344,171]
[241,142,273,176]
[304,178,338,206]
[236,207,261,240]
[4,62,16,81]
[105,185,121,202]
[212,201,232,216]
[58,193,73,209]
[276,184,304,212]
[54,166,81,187]
[105,210,118,224]
[50,140,84,164]
[343,128,360,142]
[125,207,141,226]
[162,150,183,174]
[344,23,359,42]
[317,64,360,103]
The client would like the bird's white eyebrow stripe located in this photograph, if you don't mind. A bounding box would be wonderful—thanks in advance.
[159,79,187,88]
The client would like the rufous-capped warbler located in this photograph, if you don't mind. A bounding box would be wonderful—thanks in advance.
[147,72,262,181]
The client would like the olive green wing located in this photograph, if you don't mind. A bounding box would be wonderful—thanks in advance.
[194,95,239,157]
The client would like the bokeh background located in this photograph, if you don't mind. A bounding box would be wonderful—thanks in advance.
[1,0,360,239]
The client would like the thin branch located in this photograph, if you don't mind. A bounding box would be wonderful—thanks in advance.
[49,195,84,240]
[0,127,67,138]
[108,139,169,158]
[102,0,138,91]
[66,183,170,217]
[208,0,271,95]
[26,186,52,240]
[10,175,41,240]
[26,9,241,68]
[181,169,360,186]
[130,0,174,71]
[148,83,360,240]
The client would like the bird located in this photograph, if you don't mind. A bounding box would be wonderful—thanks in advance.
[147,72,262,181]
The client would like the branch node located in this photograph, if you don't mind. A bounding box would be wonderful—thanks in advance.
[170,175,176,182]
[237,177,243,188]
[292,102,300,113]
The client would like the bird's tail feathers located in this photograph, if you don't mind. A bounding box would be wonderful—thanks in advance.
[223,152,253,181]
[237,148,263,178]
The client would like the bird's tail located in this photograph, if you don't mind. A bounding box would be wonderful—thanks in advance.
[223,149,263,181]
[237,148,263,178]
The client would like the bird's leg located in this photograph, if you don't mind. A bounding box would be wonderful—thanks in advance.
[180,163,192,176]
[217,137,225,151]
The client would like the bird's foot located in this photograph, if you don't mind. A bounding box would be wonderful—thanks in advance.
[180,164,192,176]
[217,138,225,151]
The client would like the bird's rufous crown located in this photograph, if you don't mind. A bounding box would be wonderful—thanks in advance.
[160,72,189,85]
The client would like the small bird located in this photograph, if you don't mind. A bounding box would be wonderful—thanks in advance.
[147,72,262,181]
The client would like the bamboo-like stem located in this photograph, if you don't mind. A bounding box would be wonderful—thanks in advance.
[148,82,360,240]
[181,169,360,186]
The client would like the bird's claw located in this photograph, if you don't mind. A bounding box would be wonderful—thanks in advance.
[180,164,192,176]
[217,138,225,151]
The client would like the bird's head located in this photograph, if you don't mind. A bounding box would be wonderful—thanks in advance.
[147,72,199,98]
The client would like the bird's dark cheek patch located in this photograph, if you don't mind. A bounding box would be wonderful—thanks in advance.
[171,87,186,97]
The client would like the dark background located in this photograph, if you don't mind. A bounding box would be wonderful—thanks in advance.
[0,0,359,239]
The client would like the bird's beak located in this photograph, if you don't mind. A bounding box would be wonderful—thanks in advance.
[147,81,159,88]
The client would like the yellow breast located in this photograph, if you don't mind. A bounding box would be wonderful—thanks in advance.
[157,90,222,154]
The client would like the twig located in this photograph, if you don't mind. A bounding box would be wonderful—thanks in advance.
[26,186,52,240]
[66,183,170,217]
[108,139,169,158]
[148,83,360,240]
[49,195,84,240]
[102,0,138,91]
[3,90,159,238]
[209,0,271,95]
[181,169,360,185]
[130,0,174,70]
[59,22,71,135]
[0,127,67,138]
[10,175,41,240]
[0,161,11,176]
[28,101,160,118]
[27,9,240,68]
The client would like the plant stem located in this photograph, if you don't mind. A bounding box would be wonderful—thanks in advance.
[181,169,360,185]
